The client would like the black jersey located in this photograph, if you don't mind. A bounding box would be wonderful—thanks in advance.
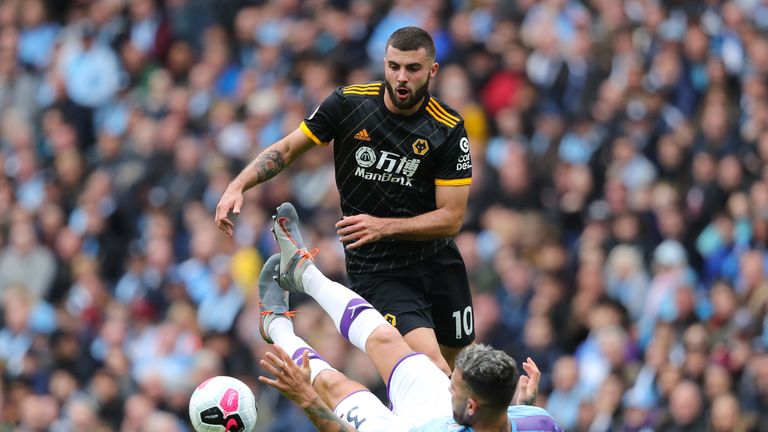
[299,82,472,274]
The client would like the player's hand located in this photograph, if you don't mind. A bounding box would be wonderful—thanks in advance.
[258,346,315,405]
[515,357,540,406]
[215,184,244,237]
[335,214,389,249]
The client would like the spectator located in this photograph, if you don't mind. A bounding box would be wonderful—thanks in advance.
[0,221,56,300]
[709,393,758,432]
[197,257,244,333]
[10,145,45,212]
[0,286,37,378]
[657,380,706,431]
[740,354,768,427]
[638,239,693,347]
[120,393,155,432]
[55,21,121,147]
[140,410,182,432]
[546,355,582,430]
[587,373,626,432]
[17,394,59,432]
[511,313,562,390]
[17,0,59,70]
[52,394,105,432]
[604,244,650,320]
[127,0,171,62]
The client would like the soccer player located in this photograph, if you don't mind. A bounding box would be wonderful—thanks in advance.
[216,27,474,374]
[255,203,561,432]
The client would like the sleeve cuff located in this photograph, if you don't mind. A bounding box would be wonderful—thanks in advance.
[299,121,329,146]
[435,178,472,186]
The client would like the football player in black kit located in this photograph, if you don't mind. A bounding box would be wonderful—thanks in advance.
[215,26,473,375]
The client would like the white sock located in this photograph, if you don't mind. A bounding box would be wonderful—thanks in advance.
[268,317,336,384]
[302,265,388,353]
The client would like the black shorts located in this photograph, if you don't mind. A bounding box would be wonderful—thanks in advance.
[346,243,475,348]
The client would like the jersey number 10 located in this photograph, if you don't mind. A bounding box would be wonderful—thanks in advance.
[452,306,473,339]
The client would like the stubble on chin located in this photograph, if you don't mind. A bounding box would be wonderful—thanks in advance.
[385,76,430,111]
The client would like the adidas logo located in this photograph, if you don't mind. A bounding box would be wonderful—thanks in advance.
[354,129,371,141]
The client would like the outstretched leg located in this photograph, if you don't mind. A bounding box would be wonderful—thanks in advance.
[260,254,356,403]
[259,254,404,431]
[272,203,414,383]
[270,204,452,426]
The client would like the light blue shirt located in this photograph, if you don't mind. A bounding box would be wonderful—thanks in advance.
[63,43,121,107]
[177,258,215,304]
[411,406,562,432]
[0,329,33,376]
[130,16,160,54]
[197,285,244,333]
[18,24,60,68]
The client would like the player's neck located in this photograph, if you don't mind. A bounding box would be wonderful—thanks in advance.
[383,88,426,116]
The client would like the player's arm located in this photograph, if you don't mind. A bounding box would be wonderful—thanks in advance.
[260,349,358,432]
[235,128,316,190]
[398,184,469,239]
[215,128,315,236]
[216,89,342,236]
[336,184,469,248]
[299,395,357,432]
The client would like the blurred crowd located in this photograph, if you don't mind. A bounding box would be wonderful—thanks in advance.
[1,0,768,431]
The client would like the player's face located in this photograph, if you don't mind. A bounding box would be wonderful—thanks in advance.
[450,370,474,426]
[383,46,437,112]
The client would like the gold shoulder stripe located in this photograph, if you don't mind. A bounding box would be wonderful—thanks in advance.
[429,99,460,123]
[343,86,380,92]
[345,82,382,87]
[343,82,382,96]
[426,105,457,128]
[435,178,472,186]
[344,83,382,91]
[428,99,460,124]
[299,121,329,146]
[342,90,380,96]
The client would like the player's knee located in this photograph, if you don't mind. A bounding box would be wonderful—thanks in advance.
[366,324,404,351]
[314,370,345,393]
[315,370,364,404]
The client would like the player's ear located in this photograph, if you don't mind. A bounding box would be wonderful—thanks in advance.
[466,397,478,416]
[430,61,439,78]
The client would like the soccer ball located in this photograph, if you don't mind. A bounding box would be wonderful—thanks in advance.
[189,376,257,432]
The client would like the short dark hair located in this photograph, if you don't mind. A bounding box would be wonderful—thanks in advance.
[386,27,436,59]
[455,344,519,410]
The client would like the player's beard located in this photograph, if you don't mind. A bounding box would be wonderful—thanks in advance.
[385,74,430,111]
